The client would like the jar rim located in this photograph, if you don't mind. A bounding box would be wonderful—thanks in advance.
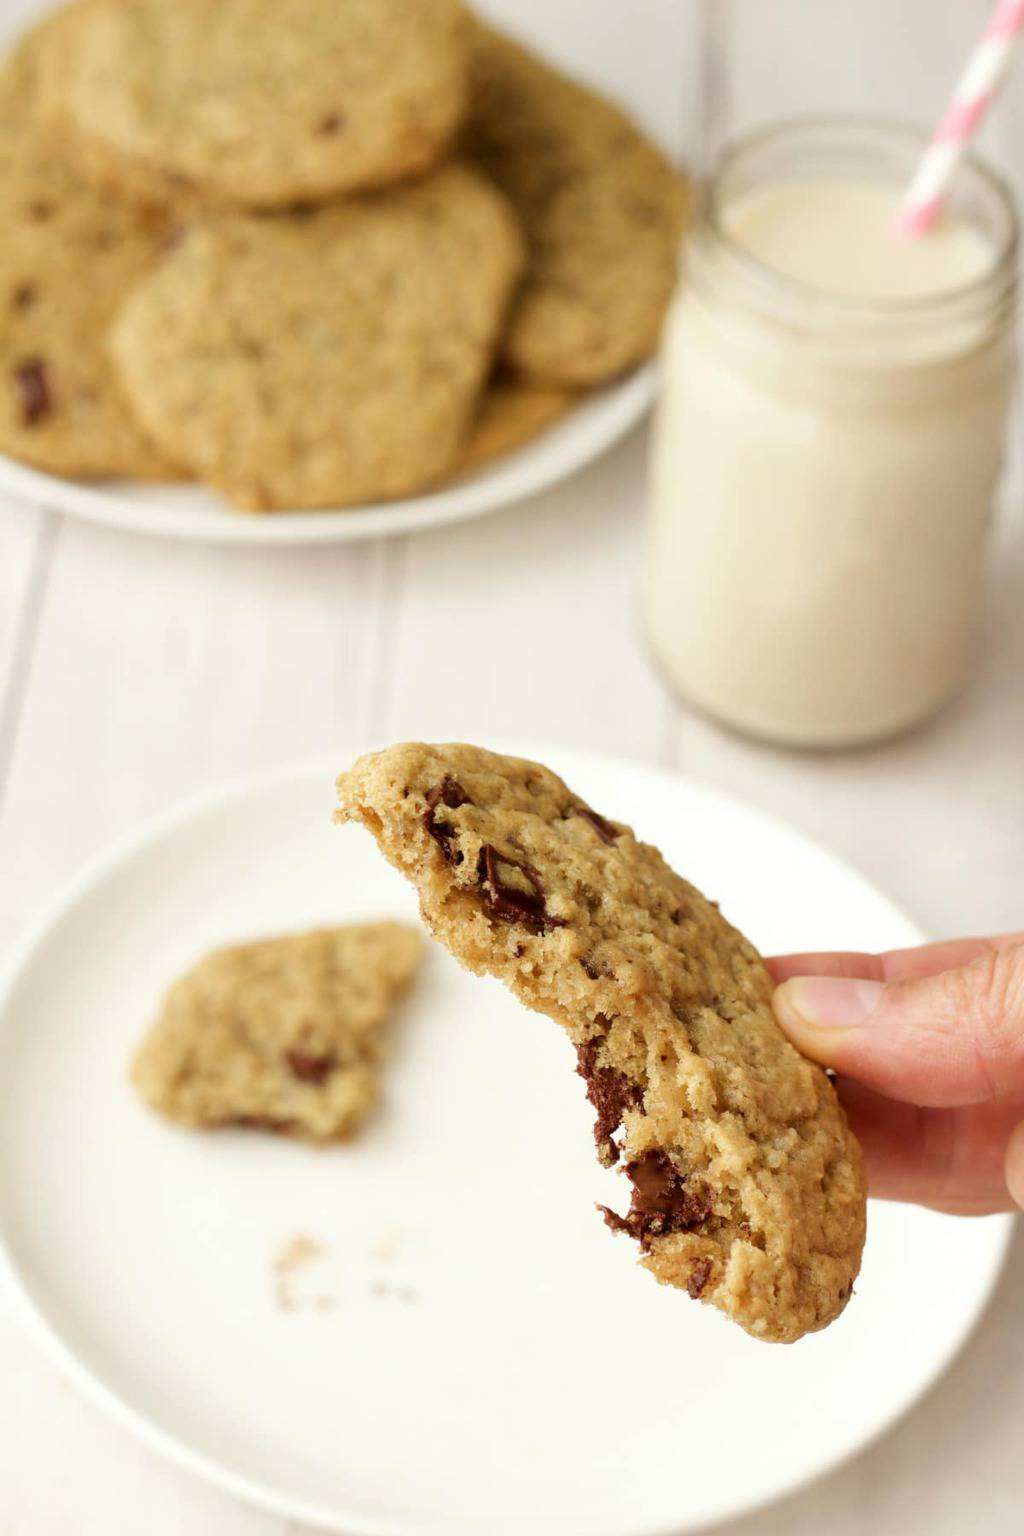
[703,115,1019,320]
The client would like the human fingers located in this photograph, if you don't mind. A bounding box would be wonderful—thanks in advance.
[772,941,1024,1107]
[835,1078,1022,1213]
[767,930,1024,985]
[1006,1120,1024,1210]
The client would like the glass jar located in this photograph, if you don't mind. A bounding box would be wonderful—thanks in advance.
[646,120,1018,748]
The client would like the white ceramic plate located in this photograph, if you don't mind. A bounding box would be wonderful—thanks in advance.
[0,0,696,545]
[0,371,655,547]
[0,747,1012,1535]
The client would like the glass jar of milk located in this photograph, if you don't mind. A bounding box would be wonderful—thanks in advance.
[647,120,1018,748]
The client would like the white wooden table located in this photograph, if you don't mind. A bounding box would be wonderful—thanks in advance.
[1,2,1022,1530]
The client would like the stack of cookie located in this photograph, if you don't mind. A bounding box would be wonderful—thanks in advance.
[0,0,690,512]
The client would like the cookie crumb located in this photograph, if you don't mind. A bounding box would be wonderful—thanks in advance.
[272,1232,327,1311]
[368,1230,403,1263]
[369,1277,419,1304]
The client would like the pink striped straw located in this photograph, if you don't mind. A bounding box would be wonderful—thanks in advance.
[898,0,1024,238]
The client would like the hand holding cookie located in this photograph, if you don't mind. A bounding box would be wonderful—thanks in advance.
[771,934,1024,1215]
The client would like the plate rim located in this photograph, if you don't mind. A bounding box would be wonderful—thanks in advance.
[0,746,1014,1536]
[0,368,655,548]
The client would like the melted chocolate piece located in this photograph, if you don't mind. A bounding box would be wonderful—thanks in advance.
[599,1150,710,1249]
[424,776,471,863]
[570,802,620,845]
[14,357,52,426]
[575,1038,641,1165]
[686,1257,713,1299]
[317,112,345,134]
[27,199,53,221]
[11,282,36,311]
[477,844,566,933]
[284,1050,334,1085]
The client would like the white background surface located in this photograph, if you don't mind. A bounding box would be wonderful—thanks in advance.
[0,1,1022,1532]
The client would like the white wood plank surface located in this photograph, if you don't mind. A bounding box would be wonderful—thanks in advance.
[0,504,54,800]
[1,2,1023,1532]
[0,517,390,937]
[384,434,671,763]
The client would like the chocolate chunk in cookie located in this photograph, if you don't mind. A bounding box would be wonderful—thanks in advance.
[575,1035,640,1166]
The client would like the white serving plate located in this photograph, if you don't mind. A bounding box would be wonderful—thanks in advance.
[0,747,1012,1535]
[0,370,655,546]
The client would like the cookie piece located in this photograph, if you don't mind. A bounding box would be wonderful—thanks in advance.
[460,377,577,473]
[51,0,469,210]
[109,164,524,510]
[464,24,690,386]
[336,744,866,1343]
[132,923,423,1143]
[0,17,176,479]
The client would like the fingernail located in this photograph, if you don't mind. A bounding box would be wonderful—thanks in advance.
[774,976,885,1032]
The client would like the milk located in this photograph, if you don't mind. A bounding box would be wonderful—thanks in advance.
[646,125,1017,748]
[723,179,991,299]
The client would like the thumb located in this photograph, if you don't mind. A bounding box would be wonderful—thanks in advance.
[773,942,1024,1107]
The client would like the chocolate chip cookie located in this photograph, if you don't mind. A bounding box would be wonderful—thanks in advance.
[464,23,691,386]
[109,164,524,509]
[132,923,423,1143]
[50,0,469,210]
[336,744,866,1343]
[0,16,175,479]
[460,376,577,474]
